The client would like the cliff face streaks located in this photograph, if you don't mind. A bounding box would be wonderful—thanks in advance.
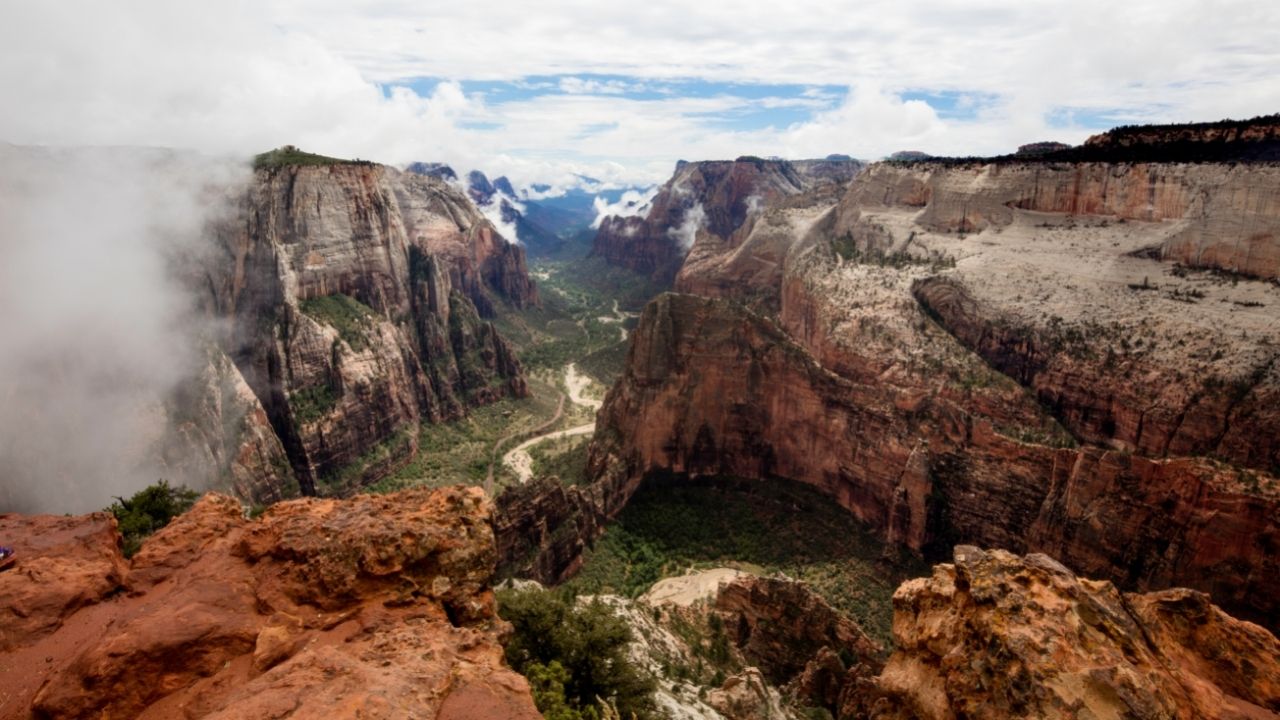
[588,293,1279,630]
[203,163,535,497]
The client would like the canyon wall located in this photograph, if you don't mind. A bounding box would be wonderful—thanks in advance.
[587,134,1280,630]
[202,162,536,498]
[590,156,862,283]
[588,293,1279,629]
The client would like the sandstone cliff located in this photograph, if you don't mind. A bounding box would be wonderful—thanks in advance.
[590,157,862,284]
[858,546,1280,720]
[0,487,542,719]
[156,345,299,504]
[205,161,536,497]
[588,138,1280,633]
[588,293,1279,630]
[824,160,1280,473]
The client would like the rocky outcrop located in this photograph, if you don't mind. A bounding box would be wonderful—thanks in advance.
[705,668,791,720]
[492,476,602,584]
[715,577,881,687]
[206,162,535,497]
[588,293,1280,630]
[857,546,1280,719]
[0,487,541,719]
[714,577,882,716]
[0,512,129,652]
[591,157,863,284]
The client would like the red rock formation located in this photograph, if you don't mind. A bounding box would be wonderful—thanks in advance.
[591,157,862,284]
[857,546,1280,719]
[207,163,534,496]
[0,512,129,652]
[588,294,1279,630]
[0,487,541,719]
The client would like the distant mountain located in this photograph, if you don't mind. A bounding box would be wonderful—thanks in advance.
[406,162,652,258]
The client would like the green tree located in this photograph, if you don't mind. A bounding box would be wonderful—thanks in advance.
[498,588,656,720]
[107,480,199,557]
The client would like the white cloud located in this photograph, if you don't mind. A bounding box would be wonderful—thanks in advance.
[591,187,660,228]
[2,1,1278,187]
[558,77,648,95]
[667,203,706,251]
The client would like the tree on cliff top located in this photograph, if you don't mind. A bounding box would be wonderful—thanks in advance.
[107,479,199,557]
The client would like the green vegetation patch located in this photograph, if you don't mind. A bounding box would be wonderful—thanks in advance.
[107,480,200,558]
[370,372,563,492]
[565,475,928,649]
[498,587,657,720]
[493,257,658,384]
[299,293,376,351]
[289,383,338,425]
[252,146,372,171]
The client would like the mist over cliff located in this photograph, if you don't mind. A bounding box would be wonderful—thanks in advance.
[0,146,250,514]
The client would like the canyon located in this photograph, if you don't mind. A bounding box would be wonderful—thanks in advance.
[3,117,1280,719]
[585,121,1280,634]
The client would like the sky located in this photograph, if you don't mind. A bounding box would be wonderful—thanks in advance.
[2,1,1279,187]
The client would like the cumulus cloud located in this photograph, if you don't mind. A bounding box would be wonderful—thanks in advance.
[3,1,1276,188]
[0,146,250,514]
[474,190,526,245]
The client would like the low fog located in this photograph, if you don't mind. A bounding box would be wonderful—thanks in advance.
[0,145,249,514]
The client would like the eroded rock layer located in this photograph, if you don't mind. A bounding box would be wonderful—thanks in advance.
[841,160,1280,279]
[0,487,541,719]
